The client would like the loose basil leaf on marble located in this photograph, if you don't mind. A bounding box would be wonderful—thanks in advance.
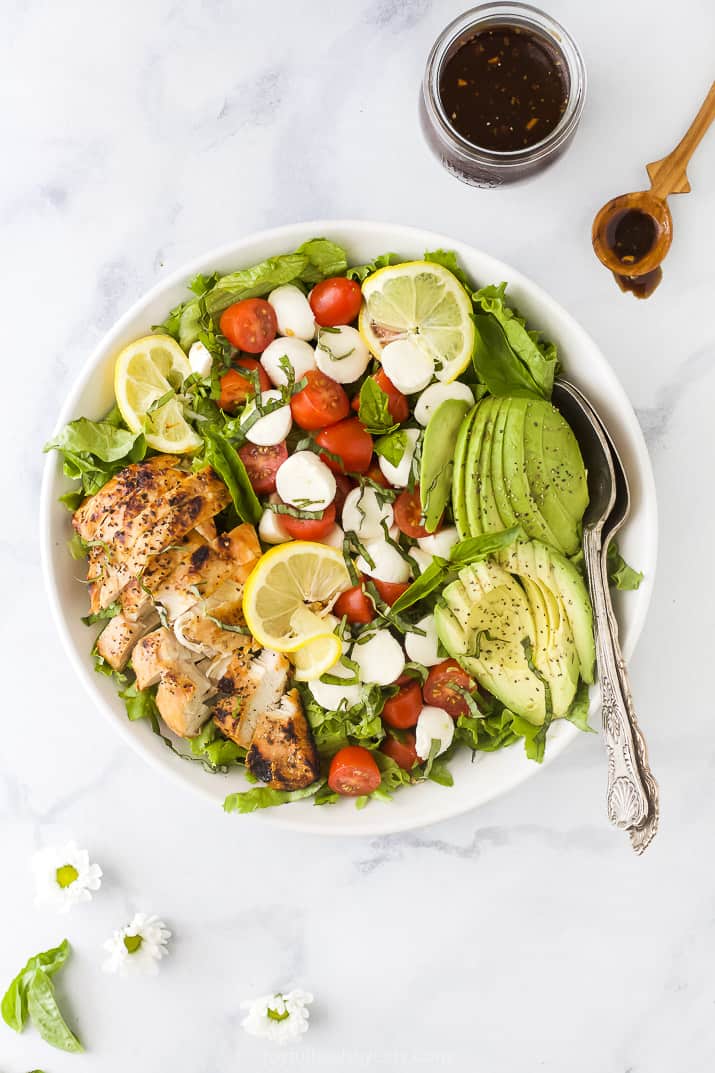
[224,778,326,814]
[26,970,83,1054]
[201,429,262,525]
[2,939,71,1034]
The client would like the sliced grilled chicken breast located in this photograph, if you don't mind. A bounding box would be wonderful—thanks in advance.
[246,689,320,790]
[212,648,289,748]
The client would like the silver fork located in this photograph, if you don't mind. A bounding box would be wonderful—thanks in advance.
[552,379,659,854]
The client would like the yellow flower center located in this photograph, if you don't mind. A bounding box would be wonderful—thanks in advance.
[56,864,79,888]
[123,934,143,954]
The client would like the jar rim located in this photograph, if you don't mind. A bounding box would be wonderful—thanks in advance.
[423,2,587,168]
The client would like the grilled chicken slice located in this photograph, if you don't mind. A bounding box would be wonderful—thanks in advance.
[95,609,159,671]
[212,648,289,748]
[73,455,183,543]
[150,523,260,621]
[246,689,320,790]
[174,580,252,658]
[131,626,213,737]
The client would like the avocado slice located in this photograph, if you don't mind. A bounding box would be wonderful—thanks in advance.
[434,603,469,657]
[441,576,474,630]
[421,398,471,533]
[451,559,547,724]
[523,399,586,555]
[478,398,507,534]
[546,546,596,684]
[502,397,563,549]
[490,397,518,529]
[452,407,477,540]
[464,397,495,537]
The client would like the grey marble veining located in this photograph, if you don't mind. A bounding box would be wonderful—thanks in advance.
[3,1,715,1070]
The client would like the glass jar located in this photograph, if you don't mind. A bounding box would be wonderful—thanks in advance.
[420,3,587,188]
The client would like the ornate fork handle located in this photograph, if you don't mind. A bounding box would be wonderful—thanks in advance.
[583,529,656,849]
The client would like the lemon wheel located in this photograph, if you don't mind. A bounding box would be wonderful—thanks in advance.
[114,334,202,454]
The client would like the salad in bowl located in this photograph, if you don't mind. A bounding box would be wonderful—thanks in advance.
[44,235,644,816]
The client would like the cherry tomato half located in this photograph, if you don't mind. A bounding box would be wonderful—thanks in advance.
[423,659,478,719]
[238,441,287,495]
[309,277,362,327]
[281,501,336,541]
[334,581,375,625]
[381,681,422,729]
[364,460,391,489]
[218,357,271,411]
[394,486,437,539]
[333,472,355,517]
[328,745,382,796]
[219,298,277,353]
[351,369,409,425]
[316,417,373,475]
[381,731,419,771]
[290,369,350,430]
[371,578,410,606]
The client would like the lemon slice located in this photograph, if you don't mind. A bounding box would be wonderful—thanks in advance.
[114,334,202,454]
[292,629,342,682]
[359,261,475,383]
[242,541,351,652]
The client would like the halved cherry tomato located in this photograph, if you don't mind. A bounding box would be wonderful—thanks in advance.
[316,418,373,474]
[219,298,277,352]
[218,357,271,411]
[290,369,350,430]
[328,745,381,796]
[309,277,362,326]
[372,578,410,606]
[280,501,336,541]
[381,681,422,729]
[333,472,355,517]
[364,460,391,489]
[351,369,409,424]
[334,581,375,625]
[381,731,419,771]
[423,659,478,719]
[394,486,437,539]
[238,441,287,495]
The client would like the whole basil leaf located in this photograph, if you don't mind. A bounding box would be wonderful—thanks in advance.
[374,430,407,467]
[449,527,524,564]
[2,939,70,1034]
[26,970,83,1054]
[390,559,449,615]
[201,429,261,525]
[472,283,558,398]
[357,377,398,435]
[472,314,545,399]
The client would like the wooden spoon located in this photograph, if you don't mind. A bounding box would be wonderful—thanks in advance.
[592,81,715,298]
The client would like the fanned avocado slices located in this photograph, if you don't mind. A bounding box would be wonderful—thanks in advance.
[452,406,478,540]
[478,398,506,534]
[420,397,471,532]
[523,399,588,555]
[501,397,563,549]
[490,396,518,529]
[464,396,494,537]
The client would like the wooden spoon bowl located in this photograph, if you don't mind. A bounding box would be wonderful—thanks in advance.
[592,190,673,278]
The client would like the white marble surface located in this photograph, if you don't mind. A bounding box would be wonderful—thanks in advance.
[3,0,715,1069]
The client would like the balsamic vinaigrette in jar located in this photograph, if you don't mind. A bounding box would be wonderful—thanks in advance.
[438,24,569,152]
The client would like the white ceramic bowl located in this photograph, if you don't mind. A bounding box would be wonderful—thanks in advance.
[40,220,657,835]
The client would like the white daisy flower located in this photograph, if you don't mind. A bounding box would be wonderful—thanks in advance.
[32,840,103,912]
[102,913,171,977]
[241,990,313,1045]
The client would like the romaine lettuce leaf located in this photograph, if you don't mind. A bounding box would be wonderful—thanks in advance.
[346,251,400,282]
[44,417,146,500]
[224,778,325,814]
[607,541,644,591]
[472,282,558,399]
[424,248,472,290]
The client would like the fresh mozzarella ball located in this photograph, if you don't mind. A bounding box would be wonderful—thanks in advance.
[276,451,336,511]
[414,381,474,426]
[260,337,317,387]
[410,547,434,576]
[417,526,460,559]
[378,428,420,488]
[315,326,371,384]
[320,523,345,549]
[352,631,405,687]
[259,507,291,545]
[380,338,434,394]
[356,539,411,584]
[415,705,455,760]
[188,340,213,378]
[243,391,292,446]
[309,659,363,711]
[342,486,394,540]
[268,284,315,340]
[405,613,442,667]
